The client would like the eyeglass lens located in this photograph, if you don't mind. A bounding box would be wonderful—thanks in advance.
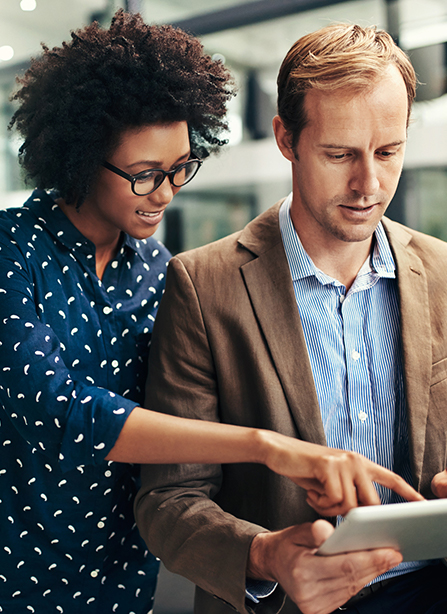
[133,160,200,195]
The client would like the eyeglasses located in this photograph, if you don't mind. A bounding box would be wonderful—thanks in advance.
[102,158,203,196]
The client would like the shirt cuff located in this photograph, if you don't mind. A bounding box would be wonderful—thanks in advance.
[245,579,278,604]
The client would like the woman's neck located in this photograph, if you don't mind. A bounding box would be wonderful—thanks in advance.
[56,198,121,280]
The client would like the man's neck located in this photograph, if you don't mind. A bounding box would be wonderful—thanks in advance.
[298,232,373,291]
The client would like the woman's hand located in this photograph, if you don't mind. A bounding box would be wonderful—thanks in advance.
[108,409,423,516]
[262,432,424,516]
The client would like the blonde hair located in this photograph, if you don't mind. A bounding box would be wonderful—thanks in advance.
[277,23,416,147]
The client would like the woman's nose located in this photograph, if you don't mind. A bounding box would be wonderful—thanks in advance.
[149,175,176,206]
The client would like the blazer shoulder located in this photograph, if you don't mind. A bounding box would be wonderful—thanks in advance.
[384,217,447,265]
[173,200,284,272]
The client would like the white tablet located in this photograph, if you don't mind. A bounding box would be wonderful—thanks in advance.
[317,498,447,561]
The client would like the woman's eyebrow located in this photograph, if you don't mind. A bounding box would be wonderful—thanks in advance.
[127,152,191,169]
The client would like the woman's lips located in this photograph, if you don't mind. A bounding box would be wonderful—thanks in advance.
[136,209,165,225]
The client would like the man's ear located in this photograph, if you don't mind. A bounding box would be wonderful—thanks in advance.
[272,115,295,162]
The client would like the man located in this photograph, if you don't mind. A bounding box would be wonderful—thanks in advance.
[135,24,447,614]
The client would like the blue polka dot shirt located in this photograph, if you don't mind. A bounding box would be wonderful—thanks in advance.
[0,190,170,613]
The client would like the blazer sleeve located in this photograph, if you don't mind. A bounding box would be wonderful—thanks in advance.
[134,256,284,614]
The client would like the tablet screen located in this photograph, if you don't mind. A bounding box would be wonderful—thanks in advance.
[317,499,447,561]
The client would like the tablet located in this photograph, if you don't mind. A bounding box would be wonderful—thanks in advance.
[317,498,447,561]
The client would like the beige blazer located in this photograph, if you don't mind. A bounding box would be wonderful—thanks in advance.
[135,202,447,614]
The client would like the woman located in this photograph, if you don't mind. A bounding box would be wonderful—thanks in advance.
[0,10,420,614]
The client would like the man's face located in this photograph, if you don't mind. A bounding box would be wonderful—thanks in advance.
[279,65,408,250]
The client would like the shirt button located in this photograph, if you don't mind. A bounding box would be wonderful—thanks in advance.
[90,570,99,578]
[103,306,113,315]
[111,360,119,368]
[358,411,368,423]
[351,350,361,361]
[104,470,112,478]
[97,521,105,529]
[340,295,345,303]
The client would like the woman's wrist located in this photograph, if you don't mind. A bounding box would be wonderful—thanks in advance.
[245,428,281,468]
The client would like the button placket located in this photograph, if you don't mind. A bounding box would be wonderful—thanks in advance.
[342,295,376,461]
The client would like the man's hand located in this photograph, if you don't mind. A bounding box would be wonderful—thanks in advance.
[247,520,403,614]
[431,470,447,498]
[262,434,423,516]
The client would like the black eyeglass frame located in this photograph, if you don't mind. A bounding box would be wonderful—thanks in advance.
[102,159,203,196]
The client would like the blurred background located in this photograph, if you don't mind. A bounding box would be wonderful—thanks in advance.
[1,1,446,610]
[1,0,447,255]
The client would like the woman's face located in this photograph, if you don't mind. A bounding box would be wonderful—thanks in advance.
[82,121,191,242]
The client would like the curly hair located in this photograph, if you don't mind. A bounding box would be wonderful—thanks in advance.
[277,23,416,149]
[9,9,235,205]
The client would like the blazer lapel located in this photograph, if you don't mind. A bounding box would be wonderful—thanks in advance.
[384,219,432,489]
[238,203,326,445]
[237,210,432,482]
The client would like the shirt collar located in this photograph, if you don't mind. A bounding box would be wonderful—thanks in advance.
[279,193,396,284]
[23,189,152,264]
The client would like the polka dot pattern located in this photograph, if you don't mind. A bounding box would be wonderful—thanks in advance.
[0,190,170,613]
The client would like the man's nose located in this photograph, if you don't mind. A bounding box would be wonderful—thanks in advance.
[349,159,380,197]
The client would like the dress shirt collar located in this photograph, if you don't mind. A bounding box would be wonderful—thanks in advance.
[23,189,153,264]
[279,193,396,285]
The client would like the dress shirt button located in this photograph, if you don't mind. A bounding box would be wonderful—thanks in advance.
[340,295,345,303]
[103,306,113,315]
[90,570,99,578]
[97,521,105,529]
[358,411,368,423]
[351,350,361,361]
[111,360,119,368]
[104,470,112,478]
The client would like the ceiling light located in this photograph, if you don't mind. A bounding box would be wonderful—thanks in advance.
[0,46,14,62]
[20,0,37,11]
[212,53,226,64]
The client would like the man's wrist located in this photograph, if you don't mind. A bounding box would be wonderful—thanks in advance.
[247,532,276,582]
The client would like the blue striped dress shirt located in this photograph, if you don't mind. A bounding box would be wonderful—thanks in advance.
[279,194,427,581]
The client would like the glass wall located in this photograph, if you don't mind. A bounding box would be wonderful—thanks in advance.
[0,65,27,196]
[406,169,447,240]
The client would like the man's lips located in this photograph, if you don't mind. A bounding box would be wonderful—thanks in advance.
[339,202,381,214]
[339,202,378,210]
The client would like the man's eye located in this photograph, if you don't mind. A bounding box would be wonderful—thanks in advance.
[329,153,348,160]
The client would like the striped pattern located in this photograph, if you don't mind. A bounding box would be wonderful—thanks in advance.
[279,195,426,580]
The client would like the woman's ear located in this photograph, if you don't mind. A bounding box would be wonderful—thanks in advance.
[272,115,295,162]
